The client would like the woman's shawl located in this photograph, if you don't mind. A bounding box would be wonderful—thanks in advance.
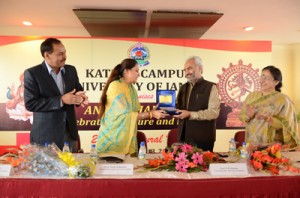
[239,91,299,148]
[96,80,140,155]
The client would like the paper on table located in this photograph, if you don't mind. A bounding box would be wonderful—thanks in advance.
[0,164,13,177]
[209,163,249,176]
[94,163,134,176]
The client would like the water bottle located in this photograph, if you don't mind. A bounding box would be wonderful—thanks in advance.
[62,142,70,153]
[228,138,236,156]
[240,142,248,158]
[90,144,98,164]
[138,141,147,166]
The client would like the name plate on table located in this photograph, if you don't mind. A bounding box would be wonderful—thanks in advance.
[0,164,13,177]
[209,163,249,176]
[94,163,134,176]
[156,90,180,115]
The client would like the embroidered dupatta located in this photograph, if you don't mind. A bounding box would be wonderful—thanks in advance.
[239,91,299,148]
[96,79,140,155]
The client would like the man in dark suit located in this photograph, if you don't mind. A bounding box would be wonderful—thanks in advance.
[24,38,88,152]
[174,56,220,151]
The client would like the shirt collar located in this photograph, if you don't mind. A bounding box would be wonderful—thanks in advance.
[45,61,65,74]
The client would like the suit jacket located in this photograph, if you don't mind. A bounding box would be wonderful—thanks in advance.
[24,61,83,149]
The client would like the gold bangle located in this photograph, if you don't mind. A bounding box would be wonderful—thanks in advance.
[149,111,153,119]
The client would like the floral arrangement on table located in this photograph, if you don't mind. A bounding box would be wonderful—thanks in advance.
[250,143,300,175]
[0,143,95,178]
[59,150,96,178]
[145,143,221,173]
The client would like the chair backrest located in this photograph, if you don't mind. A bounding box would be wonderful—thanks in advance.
[167,128,178,147]
[137,131,148,151]
[234,130,245,148]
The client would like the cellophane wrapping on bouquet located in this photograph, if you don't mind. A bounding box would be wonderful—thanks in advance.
[14,143,69,176]
[1,143,95,178]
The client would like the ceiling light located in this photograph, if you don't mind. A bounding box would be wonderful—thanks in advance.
[23,21,32,26]
[243,26,254,31]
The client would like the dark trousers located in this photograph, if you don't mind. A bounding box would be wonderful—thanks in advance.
[64,133,78,153]
[180,124,215,152]
[195,142,214,152]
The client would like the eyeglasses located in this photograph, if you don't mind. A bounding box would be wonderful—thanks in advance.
[259,75,274,81]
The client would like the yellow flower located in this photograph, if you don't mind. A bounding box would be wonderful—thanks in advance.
[275,150,281,158]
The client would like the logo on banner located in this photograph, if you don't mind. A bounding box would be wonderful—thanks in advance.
[217,59,260,127]
[128,42,150,66]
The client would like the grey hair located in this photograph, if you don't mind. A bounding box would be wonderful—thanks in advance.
[186,56,203,67]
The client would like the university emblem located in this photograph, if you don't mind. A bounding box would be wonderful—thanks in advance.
[128,42,150,66]
[217,60,260,127]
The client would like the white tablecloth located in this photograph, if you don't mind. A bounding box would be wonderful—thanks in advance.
[6,152,300,179]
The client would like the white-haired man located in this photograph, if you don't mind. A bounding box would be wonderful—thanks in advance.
[174,56,220,151]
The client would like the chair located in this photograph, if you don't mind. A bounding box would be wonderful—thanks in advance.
[167,128,178,147]
[234,130,245,148]
[137,131,148,151]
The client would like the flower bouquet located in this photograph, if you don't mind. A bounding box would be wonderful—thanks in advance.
[0,143,95,178]
[145,143,220,173]
[59,151,95,178]
[250,143,300,175]
[1,143,69,176]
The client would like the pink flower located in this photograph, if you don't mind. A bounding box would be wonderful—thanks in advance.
[172,146,179,154]
[181,144,193,153]
[146,144,218,173]
[175,161,188,172]
[175,152,188,163]
[191,152,203,165]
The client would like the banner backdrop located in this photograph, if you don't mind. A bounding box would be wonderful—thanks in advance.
[0,37,271,153]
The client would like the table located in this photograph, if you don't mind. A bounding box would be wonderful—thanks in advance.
[1,153,300,197]
[1,176,300,197]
